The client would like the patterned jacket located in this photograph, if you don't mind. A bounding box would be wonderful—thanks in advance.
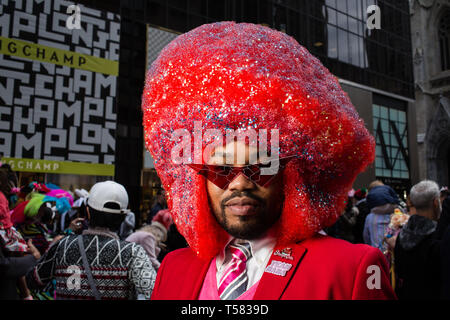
[26,231,156,300]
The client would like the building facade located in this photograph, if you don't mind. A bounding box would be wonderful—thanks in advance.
[139,0,418,200]
[410,0,450,188]
[1,0,419,225]
[0,0,120,189]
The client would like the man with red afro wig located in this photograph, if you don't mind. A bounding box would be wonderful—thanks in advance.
[143,22,395,300]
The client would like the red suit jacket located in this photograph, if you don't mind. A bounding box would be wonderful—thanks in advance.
[151,234,396,300]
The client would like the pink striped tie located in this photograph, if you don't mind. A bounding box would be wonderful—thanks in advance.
[218,241,252,300]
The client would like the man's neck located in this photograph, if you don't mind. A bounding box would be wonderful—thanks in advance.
[415,209,436,221]
[83,226,119,239]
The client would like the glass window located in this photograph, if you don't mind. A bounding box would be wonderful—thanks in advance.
[376,145,382,155]
[376,157,383,168]
[398,122,406,134]
[337,12,347,29]
[357,20,364,36]
[372,97,409,181]
[348,33,360,66]
[392,147,399,158]
[316,0,413,97]
[325,0,336,8]
[373,104,380,116]
[359,36,366,68]
[327,25,338,58]
[373,118,378,130]
[383,131,390,147]
[400,160,405,170]
[391,136,399,147]
[338,29,349,63]
[337,0,347,13]
[327,7,337,25]
[389,108,398,121]
[347,0,358,18]
[380,106,388,119]
[348,17,358,34]
[356,0,363,20]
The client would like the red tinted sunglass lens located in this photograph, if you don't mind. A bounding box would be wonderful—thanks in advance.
[187,164,237,189]
[254,157,294,186]
[187,156,294,189]
[205,165,237,189]
[242,164,261,183]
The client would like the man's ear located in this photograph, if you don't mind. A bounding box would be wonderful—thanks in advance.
[433,197,442,218]
[434,197,440,209]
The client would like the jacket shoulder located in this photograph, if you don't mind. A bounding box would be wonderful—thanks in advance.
[286,235,395,299]
[152,247,209,300]
[302,235,377,256]
[299,235,388,275]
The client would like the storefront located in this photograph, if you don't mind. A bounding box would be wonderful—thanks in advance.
[0,0,120,192]
[1,157,113,190]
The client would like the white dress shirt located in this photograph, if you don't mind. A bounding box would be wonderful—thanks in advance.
[216,234,277,290]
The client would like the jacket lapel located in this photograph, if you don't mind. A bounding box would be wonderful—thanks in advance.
[253,242,307,300]
[182,255,211,300]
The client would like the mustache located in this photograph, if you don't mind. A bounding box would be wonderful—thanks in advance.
[220,191,266,209]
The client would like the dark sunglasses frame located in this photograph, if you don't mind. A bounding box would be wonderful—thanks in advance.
[187,156,295,189]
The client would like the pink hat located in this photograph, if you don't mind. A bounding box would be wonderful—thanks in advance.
[348,189,356,198]
[152,209,173,230]
[46,189,74,206]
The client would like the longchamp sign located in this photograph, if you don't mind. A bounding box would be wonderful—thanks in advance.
[2,157,114,176]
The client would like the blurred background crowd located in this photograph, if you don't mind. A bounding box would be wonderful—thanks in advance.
[2,159,450,300]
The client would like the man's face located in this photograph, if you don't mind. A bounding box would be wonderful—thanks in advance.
[206,141,284,240]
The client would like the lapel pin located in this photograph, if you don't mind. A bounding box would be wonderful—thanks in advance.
[274,247,293,260]
[265,260,293,276]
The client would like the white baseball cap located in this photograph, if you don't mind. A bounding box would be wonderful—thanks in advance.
[87,181,129,214]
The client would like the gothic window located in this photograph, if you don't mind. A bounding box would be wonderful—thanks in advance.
[439,8,450,71]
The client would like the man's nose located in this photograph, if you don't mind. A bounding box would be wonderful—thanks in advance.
[228,173,256,192]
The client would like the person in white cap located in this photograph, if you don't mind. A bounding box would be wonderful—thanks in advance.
[25,181,156,300]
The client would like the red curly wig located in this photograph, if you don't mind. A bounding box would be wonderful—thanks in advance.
[141,22,375,260]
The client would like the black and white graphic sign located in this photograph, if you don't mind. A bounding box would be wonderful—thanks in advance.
[0,0,120,165]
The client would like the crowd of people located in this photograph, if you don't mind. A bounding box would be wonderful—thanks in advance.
[2,21,450,301]
[326,180,450,299]
[2,161,449,300]
[0,163,186,300]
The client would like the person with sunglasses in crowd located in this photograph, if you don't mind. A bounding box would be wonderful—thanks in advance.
[144,22,395,300]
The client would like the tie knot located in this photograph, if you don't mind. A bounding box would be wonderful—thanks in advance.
[228,241,252,262]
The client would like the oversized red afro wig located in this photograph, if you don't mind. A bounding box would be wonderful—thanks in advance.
[142,22,375,259]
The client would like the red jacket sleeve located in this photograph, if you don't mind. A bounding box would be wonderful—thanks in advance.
[150,251,169,300]
[351,246,397,300]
